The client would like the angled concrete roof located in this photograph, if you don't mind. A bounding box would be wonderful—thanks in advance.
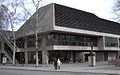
[16,3,120,37]
[54,4,120,35]
[16,3,54,37]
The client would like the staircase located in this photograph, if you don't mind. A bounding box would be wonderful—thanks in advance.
[0,30,19,64]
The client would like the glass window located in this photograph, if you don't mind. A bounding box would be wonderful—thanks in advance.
[47,33,98,46]
[16,38,25,48]
[105,37,118,47]
[27,36,35,47]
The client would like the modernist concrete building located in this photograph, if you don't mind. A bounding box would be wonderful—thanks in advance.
[1,3,120,64]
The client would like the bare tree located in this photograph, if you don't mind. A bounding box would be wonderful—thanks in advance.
[2,0,44,66]
[32,0,43,67]
[7,0,21,65]
[28,0,43,67]
[113,0,120,21]
[0,5,9,30]
[19,0,43,66]
[1,0,29,65]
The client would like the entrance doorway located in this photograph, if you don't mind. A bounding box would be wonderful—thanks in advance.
[85,54,89,62]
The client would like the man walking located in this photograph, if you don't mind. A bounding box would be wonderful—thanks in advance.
[53,58,57,70]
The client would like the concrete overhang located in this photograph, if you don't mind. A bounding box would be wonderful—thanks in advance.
[54,26,120,38]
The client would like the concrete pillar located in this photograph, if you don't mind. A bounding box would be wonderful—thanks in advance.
[103,36,105,48]
[0,53,1,63]
[42,50,48,64]
[23,37,28,64]
[118,38,120,56]
[25,51,28,64]
[41,34,49,64]
[69,51,73,63]
[98,36,105,50]
[24,37,27,48]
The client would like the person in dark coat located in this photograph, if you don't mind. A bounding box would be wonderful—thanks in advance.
[53,58,57,70]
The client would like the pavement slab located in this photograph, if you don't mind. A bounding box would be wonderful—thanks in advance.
[0,62,120,75]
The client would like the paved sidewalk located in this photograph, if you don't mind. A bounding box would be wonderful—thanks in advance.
[0,62,120,74]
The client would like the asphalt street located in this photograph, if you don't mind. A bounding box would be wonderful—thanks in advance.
[0,69,109,75]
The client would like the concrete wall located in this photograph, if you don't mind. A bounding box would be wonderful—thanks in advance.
[98,37,105,50]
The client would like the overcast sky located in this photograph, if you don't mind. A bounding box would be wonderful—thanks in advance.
[44,0,116,21]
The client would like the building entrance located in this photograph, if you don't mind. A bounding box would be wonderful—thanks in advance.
[16,52,25,64]
[85,54,89,62]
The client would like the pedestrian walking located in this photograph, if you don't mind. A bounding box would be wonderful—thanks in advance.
[57,58,61,69]
[21,57,24,67]
[53,58,57,70]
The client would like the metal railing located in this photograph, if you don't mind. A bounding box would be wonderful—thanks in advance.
[0,31,19,64]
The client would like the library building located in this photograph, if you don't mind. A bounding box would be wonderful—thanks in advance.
[0,3,120,64]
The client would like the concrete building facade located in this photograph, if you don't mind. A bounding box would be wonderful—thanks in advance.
[0,3,120,64]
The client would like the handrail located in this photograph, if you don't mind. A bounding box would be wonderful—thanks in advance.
[0,30,19,63]
[0,31,20,51]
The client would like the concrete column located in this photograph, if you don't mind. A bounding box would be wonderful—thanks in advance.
[25,51,28,64]
[24,37,27,48]
[42,50,48,64]
[0,53,1,63]
[24,37,28,64]
[117,38,120,56]
[69,51,73,63]
[41,34,49,64]
[103,36,105,48]
[117,38,119,48]
[98,36,105,50]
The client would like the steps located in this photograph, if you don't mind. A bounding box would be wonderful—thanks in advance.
[0,31,19,64]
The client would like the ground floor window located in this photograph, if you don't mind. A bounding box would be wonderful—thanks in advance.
[28,51,42,64]
[48,50,86,63]
[48,51,71,63]
[16,52,25,64]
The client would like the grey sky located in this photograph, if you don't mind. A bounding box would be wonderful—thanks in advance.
[44,0,116,21]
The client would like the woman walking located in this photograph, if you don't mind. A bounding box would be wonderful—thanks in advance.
[57,58,61,69]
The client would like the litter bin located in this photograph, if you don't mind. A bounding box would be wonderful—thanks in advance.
[88,54,96,67]
[2,56,7,65]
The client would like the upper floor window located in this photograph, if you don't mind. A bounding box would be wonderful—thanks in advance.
[27,36,35,48]
[47,33,98,46]
[105,37,118,47]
